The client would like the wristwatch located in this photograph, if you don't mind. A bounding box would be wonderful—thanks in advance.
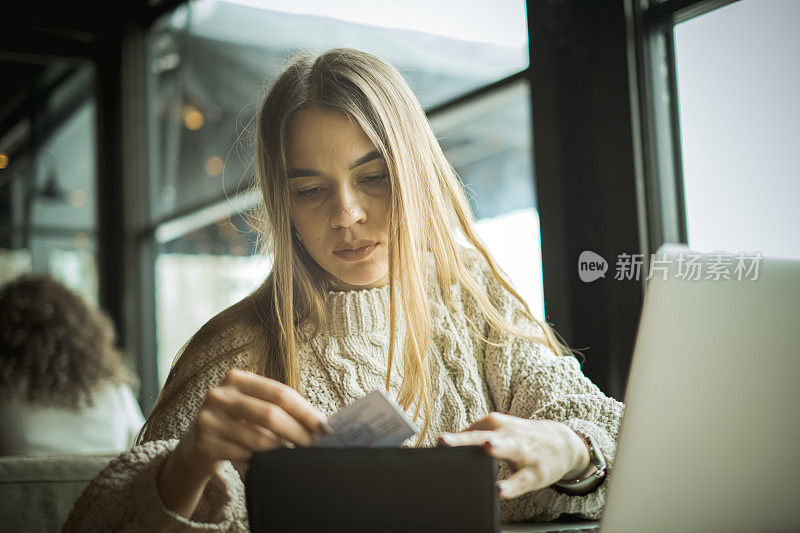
[552,429,607,494]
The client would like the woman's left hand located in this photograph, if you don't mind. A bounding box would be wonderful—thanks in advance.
[437,412,591,499]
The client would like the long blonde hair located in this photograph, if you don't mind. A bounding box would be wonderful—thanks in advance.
[140,48,573,446]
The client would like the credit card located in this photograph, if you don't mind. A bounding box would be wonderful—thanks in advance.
[312,388,419,447]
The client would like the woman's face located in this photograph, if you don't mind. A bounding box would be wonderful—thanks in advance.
[286,106,391,291]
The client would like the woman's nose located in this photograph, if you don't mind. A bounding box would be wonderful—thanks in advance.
[329,185,366,229]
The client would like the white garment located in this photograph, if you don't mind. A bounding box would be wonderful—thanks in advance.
[0,382,145,456]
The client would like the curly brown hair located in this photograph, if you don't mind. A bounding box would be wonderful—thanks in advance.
[0,273,135,409]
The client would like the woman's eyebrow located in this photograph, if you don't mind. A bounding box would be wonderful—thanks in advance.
[288,149,383,179]
[348,149,383,169]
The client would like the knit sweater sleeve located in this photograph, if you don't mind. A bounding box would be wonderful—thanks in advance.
[468,253,626,523]
[63,323,253,532]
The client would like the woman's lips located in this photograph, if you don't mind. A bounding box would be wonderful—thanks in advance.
[333,243,378,261]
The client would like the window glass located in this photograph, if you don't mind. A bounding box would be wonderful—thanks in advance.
[156,207,267,385]
[674,0,800,259]
[429,80,544,320]
[155,80,546,381]
[0,64,98,302]
[147,0,529,219]
[150,2,542,381]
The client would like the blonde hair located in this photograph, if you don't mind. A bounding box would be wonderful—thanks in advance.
[140,48,573,446]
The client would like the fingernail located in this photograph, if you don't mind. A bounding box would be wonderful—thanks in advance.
[438,435,452,446]
[497,481,507,495]
[485,437,499,448]
[317,420,333,435]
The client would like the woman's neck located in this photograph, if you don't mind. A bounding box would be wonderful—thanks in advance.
[327,273,389,292]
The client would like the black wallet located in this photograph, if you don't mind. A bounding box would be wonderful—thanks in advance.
[245,445,500,533]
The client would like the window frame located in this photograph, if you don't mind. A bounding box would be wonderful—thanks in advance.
[626,0,741,265]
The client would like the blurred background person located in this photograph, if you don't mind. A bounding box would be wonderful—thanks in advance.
[0,273,144,456]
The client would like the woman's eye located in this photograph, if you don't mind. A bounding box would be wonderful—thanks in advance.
[295,175,386,198]
[296,187,322,198]
[362,174,388,185]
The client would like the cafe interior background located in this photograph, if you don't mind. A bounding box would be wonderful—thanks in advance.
[1,0,798,449]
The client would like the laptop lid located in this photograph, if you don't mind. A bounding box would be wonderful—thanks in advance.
[600,244,800,532]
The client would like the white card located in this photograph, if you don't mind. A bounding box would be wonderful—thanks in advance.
[312,388,419,447]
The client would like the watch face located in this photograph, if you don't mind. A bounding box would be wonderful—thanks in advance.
[586,434,607,471]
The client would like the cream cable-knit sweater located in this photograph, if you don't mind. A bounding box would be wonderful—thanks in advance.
[64,249,625,531]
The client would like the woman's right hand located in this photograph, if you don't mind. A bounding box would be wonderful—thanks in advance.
[159,368,332,517]
[177,368,332,478]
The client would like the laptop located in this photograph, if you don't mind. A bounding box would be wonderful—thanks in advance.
[506,243,800,533]
[598,243,800,532]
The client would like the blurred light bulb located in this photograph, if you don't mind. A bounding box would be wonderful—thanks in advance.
[205,156,224,177]
[183,105,204,130]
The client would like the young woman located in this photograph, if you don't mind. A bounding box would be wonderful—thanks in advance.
[65,48,624,530]
[0,274,144,455]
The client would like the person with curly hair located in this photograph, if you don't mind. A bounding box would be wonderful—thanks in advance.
[0,273,144,455]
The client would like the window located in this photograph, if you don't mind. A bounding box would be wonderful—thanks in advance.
[633,0,799,261]
[146,0,539,385]
[0,63,98,302]
[148,0,529,218]
[429,80,543,319]
[673,0,800,259]
[155,204,267,385]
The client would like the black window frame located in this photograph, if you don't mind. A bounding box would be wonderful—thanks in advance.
[627,0,740,258]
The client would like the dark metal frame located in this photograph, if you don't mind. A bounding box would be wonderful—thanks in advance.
[425,70,529,116]
[527,0,645,400]
[626,0,740,267]
[645,0,740,25]
[0,64,96,255]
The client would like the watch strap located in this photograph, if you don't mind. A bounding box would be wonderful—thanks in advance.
[552,429,607,493]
